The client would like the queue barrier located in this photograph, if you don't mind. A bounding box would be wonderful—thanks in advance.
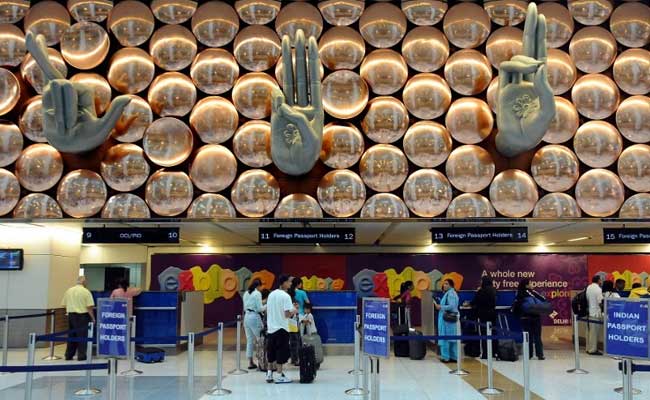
[2,311,57,370]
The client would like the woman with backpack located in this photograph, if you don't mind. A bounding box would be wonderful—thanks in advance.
[513,279,546,360]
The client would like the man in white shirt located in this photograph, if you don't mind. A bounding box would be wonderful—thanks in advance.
[585,275,603,355]
[265,275,297,383]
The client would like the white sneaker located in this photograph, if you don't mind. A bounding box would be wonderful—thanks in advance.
[274,374,292,384]
[266,371,273,383]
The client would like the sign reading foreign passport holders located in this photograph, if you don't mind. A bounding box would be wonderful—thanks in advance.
[603,228,650,244]
[362,297,390,358]
[604,298,650,359]
[431,227,528,243]
[97,298,130,358]
[259,227,355,244]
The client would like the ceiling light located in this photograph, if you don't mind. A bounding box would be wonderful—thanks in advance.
[567,236,590,242]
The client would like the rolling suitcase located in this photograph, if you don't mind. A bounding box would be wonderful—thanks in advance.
[135,346,165,363]
[497,314,518,362]
[256,334,268,372]
[299,344,317,383]
[289,332,302,365]
[301,333,324,367]
[393,324,410,357]
[408,330,427,360]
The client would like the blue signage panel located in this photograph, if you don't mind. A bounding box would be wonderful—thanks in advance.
[97,298,130,358]
[362,298,390,358]
[604,299,650,359]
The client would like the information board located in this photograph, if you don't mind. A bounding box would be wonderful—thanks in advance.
[97,298,130,358]
[362,297,390,358]
[604,298,650,359]
[83,227,180,244]
[603,228,650,244]
[430,227,528,243]
[259,227,355,244]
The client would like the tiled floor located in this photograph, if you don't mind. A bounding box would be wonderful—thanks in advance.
[0,344,644,399]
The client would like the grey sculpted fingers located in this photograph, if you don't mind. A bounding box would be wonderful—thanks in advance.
[26,33,131,153]
[295,30,308,107]
[270,29,324,176]
[495,2,556,158]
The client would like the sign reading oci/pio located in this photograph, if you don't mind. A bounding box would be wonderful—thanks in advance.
[97,298,130,358]
[83,227,180,244]
[362,297,390,358]
[604,298,650,359]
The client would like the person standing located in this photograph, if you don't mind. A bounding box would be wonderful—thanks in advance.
[615,279,627,295]
[602,280,620,300]
[291,278,310,316]
[514,279,546,360]
[265,275,298,383]
[435,279,459,363]
[243,279,264,369]
[110,278,142,315]
[471,277,497,359]
[586,275,604,355]
[629,283,650,298]
[61,276,95,361]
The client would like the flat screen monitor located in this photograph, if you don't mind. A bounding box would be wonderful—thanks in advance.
[0,249,23,271]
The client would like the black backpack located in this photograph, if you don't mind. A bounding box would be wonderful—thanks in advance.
[572,290,588,318]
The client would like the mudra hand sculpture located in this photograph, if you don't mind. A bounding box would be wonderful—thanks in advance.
[271,29,324,176]
[25,32,131,154]
[495,3,555,158]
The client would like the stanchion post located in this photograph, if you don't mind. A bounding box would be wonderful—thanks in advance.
[523,332,531,400]
[362,355,370,400]
[346,316,367,395]
[349,315,361,375]
[187,332,195,400]
[74,322,101,396]
[108,358,118,400]
[42,312,61,361]
[121,316,142,376]
[206,322,231,396]
[229,315,247,375]
[370,357,380,400]
[621,359,634,400]
[567,313,588,374]
[479,321,503,395]
[449,318,468,376]
[614,359,642,395]
[2,314,9,369]
[24,332,35,400]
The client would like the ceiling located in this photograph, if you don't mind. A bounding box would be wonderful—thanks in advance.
[2,218,649,248]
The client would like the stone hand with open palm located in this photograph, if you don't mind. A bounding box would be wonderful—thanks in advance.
[25,32,131,154]
[271,29,324,176]
[495,3,555,158]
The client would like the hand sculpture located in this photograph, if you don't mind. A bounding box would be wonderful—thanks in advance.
[25,32,131,154]
[271,29,324,176]
[495,3,555,158]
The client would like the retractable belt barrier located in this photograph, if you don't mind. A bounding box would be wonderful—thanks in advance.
[390,334,520,341]
[2,311,57,370]
[4,312,55,321]
[578,318,604,325]
[0,363,108,373]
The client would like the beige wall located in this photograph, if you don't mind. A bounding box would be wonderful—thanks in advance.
[0,225,82,309]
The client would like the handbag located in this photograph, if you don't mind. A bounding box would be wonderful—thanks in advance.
[288,316,299,333]
[443,311,458,323]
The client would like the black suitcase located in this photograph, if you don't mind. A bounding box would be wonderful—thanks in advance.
[464,320,481,358]
[289,332,301,365]
[497,339,519,362]
[299,344,317,383]
[408,330,427,360]
[393,324,410,357]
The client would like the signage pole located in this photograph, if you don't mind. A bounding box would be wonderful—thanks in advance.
[42,312,60,361]
[449,318,468,376]
[362,354,370,400]
[567,313,588,374]
[122,316,142,376]
[228,315,247,375]
[206,322,231,396]
[75,322,101,396]
[108,358,118,400]
[1,314,8,370]
[523,332,530,400]
[24,333,35,400]
[479,321,503,394]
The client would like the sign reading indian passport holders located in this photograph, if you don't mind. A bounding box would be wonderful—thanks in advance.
[97,298,130,358]
[604,298,650,360]
[362,297,390,358]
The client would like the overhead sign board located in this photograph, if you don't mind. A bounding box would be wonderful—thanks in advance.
[430,227,528,243]
[258,227,355,244]
[82,227,180,244]
[603,228,650,244]
[604,298,650,360]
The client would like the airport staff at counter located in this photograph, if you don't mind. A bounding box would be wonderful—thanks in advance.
[61,276,95,361]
